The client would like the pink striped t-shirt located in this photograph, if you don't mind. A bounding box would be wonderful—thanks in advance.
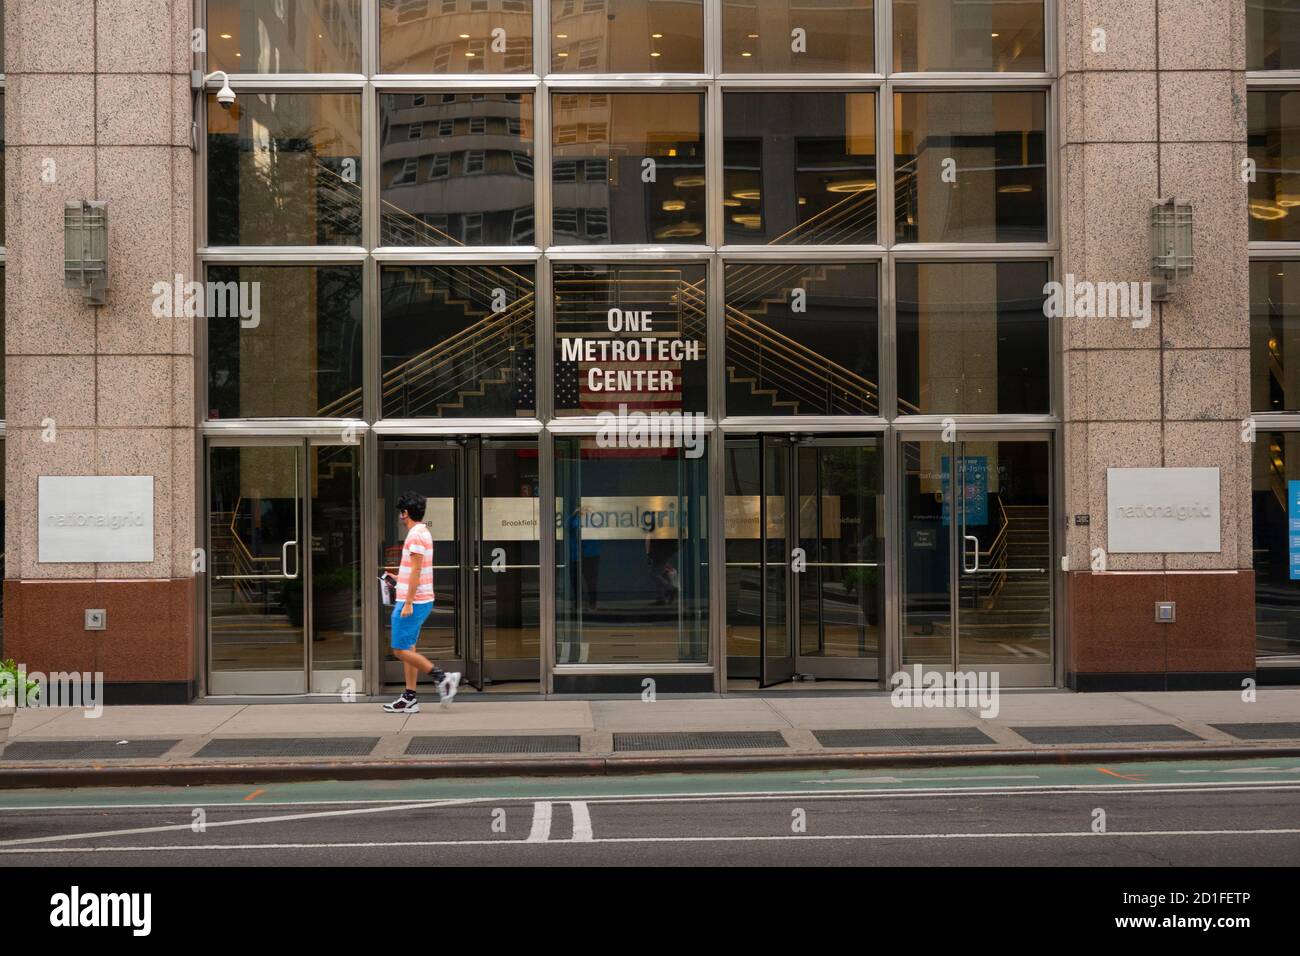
[396,522,435,604]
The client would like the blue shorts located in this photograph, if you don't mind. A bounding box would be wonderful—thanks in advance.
[390,601,434,650]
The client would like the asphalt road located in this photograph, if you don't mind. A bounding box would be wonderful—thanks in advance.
[1,758,1298,867]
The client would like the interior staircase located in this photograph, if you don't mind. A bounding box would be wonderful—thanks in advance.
[306,156,923,418]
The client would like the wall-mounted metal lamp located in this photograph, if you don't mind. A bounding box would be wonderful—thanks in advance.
[1150,197,1193,301]
[63,200,110,306]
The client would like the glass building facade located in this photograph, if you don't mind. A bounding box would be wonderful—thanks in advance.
[198,0,1056,695]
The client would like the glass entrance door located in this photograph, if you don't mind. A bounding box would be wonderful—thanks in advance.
[726,435,883,686]
[208,440,363,695]
[381,437,541,689]
[900,433,1053,687]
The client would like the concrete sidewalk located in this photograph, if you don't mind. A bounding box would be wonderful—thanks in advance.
[3,689,1300,788]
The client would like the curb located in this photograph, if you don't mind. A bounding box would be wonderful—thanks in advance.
[2,744,1300,790]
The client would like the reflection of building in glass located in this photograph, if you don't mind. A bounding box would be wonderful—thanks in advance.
[208,0,364,73]
[722,0,875,73]
[550,0,703,72]
[381,93,534,245]
[380,0,534,73]
[552,93,705,243]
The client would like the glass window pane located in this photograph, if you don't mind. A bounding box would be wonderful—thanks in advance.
[722,0,874,73]
[207,0,362,73]
[380,264,536,417]
[380,92,533,246]
[554,262,707,415]
[1252,431,1300,665]
[550,0,703,73]
[206,266,363,419]
[552,92,705,244]
[724,261,879,416]
[723,92,877,245]
[1251,261,1300,413]
[555,437,710,664]
[895,90,1047,243]
[1248,0,1300,70]
[311,444,363,673]
[893,0,1044,72]
[896,261,1050,416]
[380,0,534,74]
[1249,90,1300,241]
[208,93,363,246]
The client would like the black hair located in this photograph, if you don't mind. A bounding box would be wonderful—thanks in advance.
[396,491,427,522]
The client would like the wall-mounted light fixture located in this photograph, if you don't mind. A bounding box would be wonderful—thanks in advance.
[1150,197,1193,301]
[63,200,110,306]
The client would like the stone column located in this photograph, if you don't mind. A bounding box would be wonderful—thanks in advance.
[3,0,197,703]
[1060,0,1253,689]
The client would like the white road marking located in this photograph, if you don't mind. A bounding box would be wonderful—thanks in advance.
[3,827,1299,856]
[2,779,1299,820]
[569,801,593,842]
[526,801,552,842]
[1176,766,1300,774]
[808,774,1038,785]
[0,798,469,849]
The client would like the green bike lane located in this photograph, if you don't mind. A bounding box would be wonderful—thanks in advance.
[2,755,1299,811]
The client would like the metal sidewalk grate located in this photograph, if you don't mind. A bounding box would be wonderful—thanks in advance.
[813,728,995,748]
[196,737,381,758]
[1011,724,1201,744]
[1,739,181,761]
[613,731,788,752]
[1210,722,1300,741]
[406,735,582,755]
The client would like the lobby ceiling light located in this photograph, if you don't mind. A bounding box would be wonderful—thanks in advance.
[674,175,706,188]
[1250,201,1286,220]
[662,199,686,211]
[826,180,876,193]
[731,214,762,228]
[997,183,1032,193]
[656,222,703,238]
[731,188,761,200]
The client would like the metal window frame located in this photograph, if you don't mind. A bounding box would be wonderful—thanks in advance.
[192,0,1060,697]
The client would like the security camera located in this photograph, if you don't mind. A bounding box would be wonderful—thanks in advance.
[204,71,236,110]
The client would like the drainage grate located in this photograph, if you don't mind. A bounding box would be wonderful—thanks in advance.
[813,728,995,748]
[1011,724,1201,745]
[614,731,788,752]
[196,737,380,758]
[1,739,181,761]
[1210,722,1300,741]
[406,735,582,755]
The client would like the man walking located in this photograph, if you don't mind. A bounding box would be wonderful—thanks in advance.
[383,491,460,713]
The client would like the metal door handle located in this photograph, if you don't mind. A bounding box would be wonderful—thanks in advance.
[962,534,980,573]
[282,540,299,579]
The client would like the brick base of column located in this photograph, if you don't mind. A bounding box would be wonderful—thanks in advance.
[1064,570,1256,691]
[3,579,197,704]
